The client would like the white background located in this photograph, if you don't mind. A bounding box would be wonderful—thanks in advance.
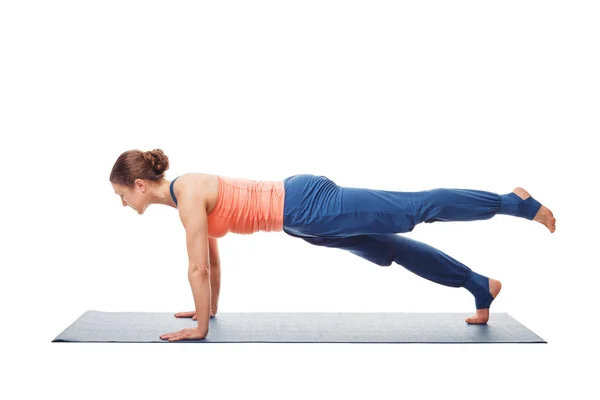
[1,0,598,399]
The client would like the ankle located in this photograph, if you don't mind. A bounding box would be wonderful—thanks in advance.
[498,193,541,220]
[462,270,494,309]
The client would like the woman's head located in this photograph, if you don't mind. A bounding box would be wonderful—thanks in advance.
[110,149,170,213]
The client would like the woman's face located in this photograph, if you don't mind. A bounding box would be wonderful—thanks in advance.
[112,182,146,214]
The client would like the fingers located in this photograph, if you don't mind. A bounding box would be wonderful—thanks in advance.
[160,329,184,339]
[174,311,196,318]
[160,328,187,341]
[169,328,195,342]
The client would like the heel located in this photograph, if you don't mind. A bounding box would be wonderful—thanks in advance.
[499,192,542,220]
[462,270,495,309]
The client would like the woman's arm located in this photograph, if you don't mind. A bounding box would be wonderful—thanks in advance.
[208,238,221,313]
[179,191,211,336]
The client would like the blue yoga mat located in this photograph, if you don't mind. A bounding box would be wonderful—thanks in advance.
[52,310,545,343]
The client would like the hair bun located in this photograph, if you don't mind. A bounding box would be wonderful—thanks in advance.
[145,149,170,175]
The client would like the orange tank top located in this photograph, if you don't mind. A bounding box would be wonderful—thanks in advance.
[207,176,285,238]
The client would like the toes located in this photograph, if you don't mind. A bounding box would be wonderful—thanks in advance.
[466,313,490,324]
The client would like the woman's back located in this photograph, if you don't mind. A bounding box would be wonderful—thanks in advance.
[171,173,285,238]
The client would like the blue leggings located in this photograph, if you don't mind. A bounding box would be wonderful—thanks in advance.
[282,174,542,309]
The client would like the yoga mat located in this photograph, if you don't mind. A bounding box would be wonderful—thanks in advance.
[52,310,546,343]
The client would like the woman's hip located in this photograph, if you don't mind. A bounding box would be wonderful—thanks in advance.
[282,174,418,237]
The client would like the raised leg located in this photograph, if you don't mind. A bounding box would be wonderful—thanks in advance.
[283,175,549,237]
[293,186,542,237]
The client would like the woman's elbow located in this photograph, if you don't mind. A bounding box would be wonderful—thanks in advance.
[189,265,210,275]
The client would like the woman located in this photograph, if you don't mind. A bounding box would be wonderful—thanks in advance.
[110,149,556,342]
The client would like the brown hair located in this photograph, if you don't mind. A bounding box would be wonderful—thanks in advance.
[109,148,170,187]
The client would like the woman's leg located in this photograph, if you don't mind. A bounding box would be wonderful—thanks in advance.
[420,189,543,223]
[298,233,499,322]
[285,176,543,237]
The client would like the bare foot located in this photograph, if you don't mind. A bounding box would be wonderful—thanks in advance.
[465,278,502,324]
[512,187,556,233]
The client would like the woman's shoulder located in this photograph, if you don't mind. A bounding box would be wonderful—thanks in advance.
[177,172,217,183]
[174,173,220,212]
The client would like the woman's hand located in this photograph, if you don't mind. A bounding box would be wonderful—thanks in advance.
[160,327,207,342]
[193,306,217,319]
[206,304,218,318]
[174,309,216,321]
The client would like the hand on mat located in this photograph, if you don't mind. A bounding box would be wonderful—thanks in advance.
[174,309,215,320]
[160,327,206,342]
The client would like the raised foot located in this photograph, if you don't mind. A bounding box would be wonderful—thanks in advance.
[512,187,556,233]
[465,278,502,324]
